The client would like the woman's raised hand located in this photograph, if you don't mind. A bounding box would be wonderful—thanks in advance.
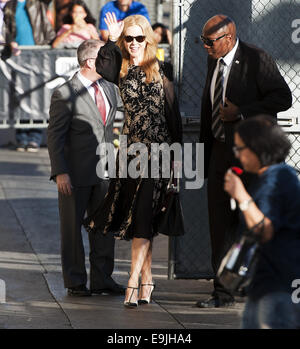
[224,169,247,202]
[104,12,124,41]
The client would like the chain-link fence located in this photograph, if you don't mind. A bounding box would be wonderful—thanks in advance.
[173,0,300,113]
[171,120,214,279]
[171,0,300,279]
[287,133,300,172]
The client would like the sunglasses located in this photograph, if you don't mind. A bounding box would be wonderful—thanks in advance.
[124,35,146,43]
[200,33,228,47]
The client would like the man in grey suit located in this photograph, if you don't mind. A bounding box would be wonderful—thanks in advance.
[48,39,125,296]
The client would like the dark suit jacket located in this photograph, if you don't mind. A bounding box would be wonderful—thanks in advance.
[200,40,292,177]
[47,73,124,187]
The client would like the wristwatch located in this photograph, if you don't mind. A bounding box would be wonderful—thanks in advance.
[239,198,253,211]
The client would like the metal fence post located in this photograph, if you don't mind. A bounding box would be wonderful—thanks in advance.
[168,237,176,280]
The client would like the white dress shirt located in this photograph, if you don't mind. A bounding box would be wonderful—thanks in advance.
[210,38,239,105]
[77,72,110,119]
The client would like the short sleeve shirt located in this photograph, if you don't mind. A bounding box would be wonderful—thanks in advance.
[99,1,150,31]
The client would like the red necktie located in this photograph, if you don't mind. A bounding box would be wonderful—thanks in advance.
[92,82,106,125]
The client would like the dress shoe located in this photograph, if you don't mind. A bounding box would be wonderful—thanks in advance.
[67,284,91,297]
[138,282,155,305]
[195,296,235,308]
[124,286,139,308]
[91,283,126,295]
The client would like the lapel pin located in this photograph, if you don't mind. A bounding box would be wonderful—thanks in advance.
[235,60,240,64]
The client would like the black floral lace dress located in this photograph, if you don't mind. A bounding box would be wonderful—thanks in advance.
[88,65,172,240]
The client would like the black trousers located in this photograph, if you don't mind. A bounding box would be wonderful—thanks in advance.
[207,139,239,301]
[58,180,116,289]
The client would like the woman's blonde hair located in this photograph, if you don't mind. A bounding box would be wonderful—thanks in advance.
[117,15,161,84]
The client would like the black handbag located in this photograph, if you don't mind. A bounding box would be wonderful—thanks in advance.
[156,169,185,236]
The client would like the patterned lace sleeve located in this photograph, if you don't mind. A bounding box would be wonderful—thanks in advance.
[95,40,122,85]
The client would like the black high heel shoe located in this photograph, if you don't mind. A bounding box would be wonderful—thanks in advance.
[138,283,155,305]
[124,286,139,308]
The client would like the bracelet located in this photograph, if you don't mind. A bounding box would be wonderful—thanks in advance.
[248,216,265,235]
[239,198,254,211]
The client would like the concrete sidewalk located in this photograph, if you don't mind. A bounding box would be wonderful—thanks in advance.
[0,147,244,329]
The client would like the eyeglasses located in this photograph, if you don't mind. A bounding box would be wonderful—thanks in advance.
[200,33,228,47]
[232,145,247,156]
[124,35,146,43]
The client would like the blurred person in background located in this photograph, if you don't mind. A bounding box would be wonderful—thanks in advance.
[53,0,71,31]
[224,115,300,329]
[52,0,99,48]
[152,22,173,76]
[3,0,55,55]
[152,22,172,45]
[3,0,56,152]
[99,0,150,41]
[0,0,10,43]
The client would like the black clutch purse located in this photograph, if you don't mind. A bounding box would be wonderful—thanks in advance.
[156,169,185,236]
